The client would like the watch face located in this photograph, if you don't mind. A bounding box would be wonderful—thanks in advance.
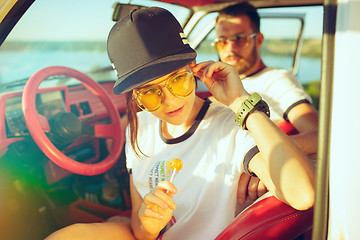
[255,100,270,118]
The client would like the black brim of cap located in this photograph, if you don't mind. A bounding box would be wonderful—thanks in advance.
[113,48,196,94]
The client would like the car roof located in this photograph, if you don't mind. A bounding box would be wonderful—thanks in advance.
[0,0,35,45]
[152,0,323,8]
[0,0,324,46]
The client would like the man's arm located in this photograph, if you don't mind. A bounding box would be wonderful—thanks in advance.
[287,102,319,155]
[237,172,267,203]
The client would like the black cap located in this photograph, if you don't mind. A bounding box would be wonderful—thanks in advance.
[107,7,197,94]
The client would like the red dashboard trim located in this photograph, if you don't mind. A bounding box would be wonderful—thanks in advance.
[0,87,67,157]
[0,82,126,157]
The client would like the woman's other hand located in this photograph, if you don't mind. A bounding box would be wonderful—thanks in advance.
[138,181,177,236]
[191,61,250,106]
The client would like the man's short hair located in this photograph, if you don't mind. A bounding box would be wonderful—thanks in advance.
[217,2,260,33]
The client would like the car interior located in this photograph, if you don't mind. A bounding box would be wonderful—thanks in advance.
[0,0,326,239]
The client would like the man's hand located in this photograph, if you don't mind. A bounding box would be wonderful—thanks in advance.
[237,172,267,203]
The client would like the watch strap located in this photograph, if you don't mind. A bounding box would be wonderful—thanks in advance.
[235,92,270,130]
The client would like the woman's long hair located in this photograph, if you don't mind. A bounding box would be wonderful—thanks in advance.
[126,91,147,158]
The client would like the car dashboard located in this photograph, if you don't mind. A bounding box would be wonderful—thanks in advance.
[0,82,127,183]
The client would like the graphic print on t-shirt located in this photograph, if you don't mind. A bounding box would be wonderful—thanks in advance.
[149,160,175,190]
[149,160,179,238]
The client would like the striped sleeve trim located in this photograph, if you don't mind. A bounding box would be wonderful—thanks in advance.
[283,99,311,122]
[243,146,259,177]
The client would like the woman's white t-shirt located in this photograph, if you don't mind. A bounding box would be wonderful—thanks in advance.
[126,102,256,240]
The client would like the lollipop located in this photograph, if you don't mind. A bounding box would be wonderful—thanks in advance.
[169,159,183,183]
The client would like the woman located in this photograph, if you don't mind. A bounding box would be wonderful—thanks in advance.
[46,7,315,240]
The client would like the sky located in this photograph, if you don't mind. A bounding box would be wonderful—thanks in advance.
[7,0,324,41]
[8,0,117,41]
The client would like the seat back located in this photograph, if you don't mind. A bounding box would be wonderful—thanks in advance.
[215,194,313,240]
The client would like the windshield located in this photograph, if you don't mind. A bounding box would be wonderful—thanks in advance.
[0,0,190,93]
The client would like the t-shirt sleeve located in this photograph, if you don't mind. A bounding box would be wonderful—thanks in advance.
[243,146,259,176]
[274,71,312,121]
[258,70,312,121]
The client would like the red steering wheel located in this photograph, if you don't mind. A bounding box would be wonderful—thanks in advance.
[22,66,124,176]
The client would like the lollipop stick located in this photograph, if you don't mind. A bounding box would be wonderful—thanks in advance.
[169,168,177,183]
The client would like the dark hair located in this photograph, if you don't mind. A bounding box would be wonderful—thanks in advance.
[217,2,260,33]
[126,91,148,159]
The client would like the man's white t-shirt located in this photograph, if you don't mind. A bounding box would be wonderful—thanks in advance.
[242,67,312,122]
[126,102,256,240]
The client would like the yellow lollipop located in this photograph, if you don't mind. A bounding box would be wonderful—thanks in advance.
[170,159,183,171]
[169,159,183,183]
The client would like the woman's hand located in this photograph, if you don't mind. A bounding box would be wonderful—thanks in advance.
[138,181,177,236]
[191,61,250,106]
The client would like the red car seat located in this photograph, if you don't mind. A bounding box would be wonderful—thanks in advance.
[215,193,313,240]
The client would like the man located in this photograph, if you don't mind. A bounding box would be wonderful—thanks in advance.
[214,2,319,205]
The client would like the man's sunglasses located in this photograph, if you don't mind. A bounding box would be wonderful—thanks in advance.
[212,32,258,50]
[134,72,195,112]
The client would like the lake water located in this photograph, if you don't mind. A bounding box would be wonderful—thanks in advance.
[0,50,321,88]
[0,50,111,86]
[264,55,321,84]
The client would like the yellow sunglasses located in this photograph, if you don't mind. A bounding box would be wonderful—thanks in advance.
[134,72,195,112]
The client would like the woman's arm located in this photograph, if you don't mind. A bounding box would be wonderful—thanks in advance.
[231,103,315,210]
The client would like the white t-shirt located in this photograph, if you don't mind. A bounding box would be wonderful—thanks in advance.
[241,67,312,122]
[126,102,256,240]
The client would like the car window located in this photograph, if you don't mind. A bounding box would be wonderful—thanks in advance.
[0,0,118,92]
[258,14,303,74]
[0,0,190,93]
[259,6,323,85]
[259,5,323,110]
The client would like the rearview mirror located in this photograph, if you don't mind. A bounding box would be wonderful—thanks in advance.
[112,2,146,21]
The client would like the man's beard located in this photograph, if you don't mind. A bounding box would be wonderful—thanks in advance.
[223,45,258,75]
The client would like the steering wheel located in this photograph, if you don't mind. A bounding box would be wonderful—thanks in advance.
[22,66,124,176]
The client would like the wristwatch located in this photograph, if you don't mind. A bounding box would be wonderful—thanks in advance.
[235,92,270,130]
